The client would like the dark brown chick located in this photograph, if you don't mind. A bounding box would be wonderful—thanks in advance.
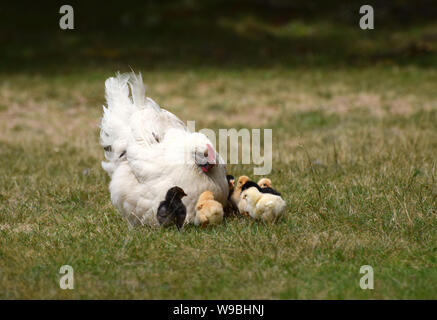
[157,186,187,230]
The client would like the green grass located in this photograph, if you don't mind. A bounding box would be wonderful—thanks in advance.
[0,66,436,299]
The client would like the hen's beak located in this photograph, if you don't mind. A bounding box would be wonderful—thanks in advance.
[201,163,214,173]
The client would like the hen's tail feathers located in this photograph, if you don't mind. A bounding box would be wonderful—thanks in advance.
[100,72,149,175]
[128,72,147,109]
[99,71,188,176]
[100,73,132,170]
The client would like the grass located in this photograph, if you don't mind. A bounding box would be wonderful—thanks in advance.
[0,66,436,299]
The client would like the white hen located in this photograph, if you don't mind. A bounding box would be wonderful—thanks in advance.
[99,72,228,227]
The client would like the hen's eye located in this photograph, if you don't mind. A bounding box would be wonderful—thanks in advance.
[204,150,208,158]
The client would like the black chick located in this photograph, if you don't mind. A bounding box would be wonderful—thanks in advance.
[241,180,282,196]
[225,174,238,216]
[157,186,187,230]
[226,174,235,199]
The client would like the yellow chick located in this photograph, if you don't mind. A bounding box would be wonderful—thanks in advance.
[231,176,250,214]
[241,187,286,223]
[195,190,224,227]
[230,175,250,210]
[257,178,272,188]
[230,175,250,205]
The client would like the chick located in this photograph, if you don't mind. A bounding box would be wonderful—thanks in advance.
[241,187,286,223]
[157,186,187,230]
[230,175,250,208]
[195,190,224,227]
[225,174,239,216]
[238,181,260,216]
[257,178,281,196]
[227,174,235,189]
[227,174,235,199]
[257,178,272,188]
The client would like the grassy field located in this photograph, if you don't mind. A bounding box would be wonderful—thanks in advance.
[1,2,437,299]
[1,66,436,299]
